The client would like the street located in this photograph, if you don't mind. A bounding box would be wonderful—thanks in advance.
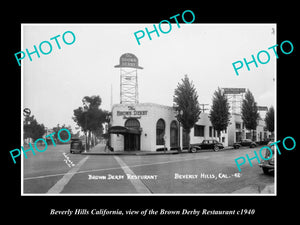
[23,144,275,194]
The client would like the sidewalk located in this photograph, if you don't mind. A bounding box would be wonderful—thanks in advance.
[82,144,179,156]
[82,144,233,156]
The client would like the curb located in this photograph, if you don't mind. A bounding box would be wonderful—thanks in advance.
[81,151,180,156]
[81,146,234,156]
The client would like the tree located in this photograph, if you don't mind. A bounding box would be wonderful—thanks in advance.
[241,89,259,140]
[209,88,231,142]
[51,124,73,143]
[72,95,109,149]
[265,106,274,133]
[173,75,201,150]
[23,115,45,142]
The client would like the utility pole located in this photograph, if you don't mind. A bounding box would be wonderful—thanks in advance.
[199,104,209,113]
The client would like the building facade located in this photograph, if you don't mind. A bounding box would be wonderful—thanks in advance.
[227,113,272,146]
[109,103,227,152]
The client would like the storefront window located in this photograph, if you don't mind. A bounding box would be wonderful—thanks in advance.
[170,121,178,147]
[156,119,165,145]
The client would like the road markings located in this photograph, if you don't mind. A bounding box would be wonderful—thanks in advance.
[113,156,151,193]
[46,156,89,194]
[24,155,210,181]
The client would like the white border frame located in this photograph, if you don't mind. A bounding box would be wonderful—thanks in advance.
[21,23,277,196]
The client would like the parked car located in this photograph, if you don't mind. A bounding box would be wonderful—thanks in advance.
[259,141,274,175]
[256,140,270,146]
[189,140,224,153]
[233,139,257,149]
[70,138,85,154]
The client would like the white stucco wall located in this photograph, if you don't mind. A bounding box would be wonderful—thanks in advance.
[110,103,177,151]
[110,103,229,151]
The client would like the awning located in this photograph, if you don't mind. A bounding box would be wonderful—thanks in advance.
[108,126,141,135]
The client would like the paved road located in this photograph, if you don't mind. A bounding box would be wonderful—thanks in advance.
[23,144,274,194]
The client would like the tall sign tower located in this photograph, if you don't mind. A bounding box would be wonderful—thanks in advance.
[114,53,143,104]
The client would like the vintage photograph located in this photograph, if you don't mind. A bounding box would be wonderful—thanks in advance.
[21,24,276,195]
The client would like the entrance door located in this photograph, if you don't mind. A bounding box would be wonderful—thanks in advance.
[124,119,141,151]
[236,131,242,142]
[124,133,140,151]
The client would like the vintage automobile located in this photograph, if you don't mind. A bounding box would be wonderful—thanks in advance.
[70,138,85,154]
[233,139,257,149]
[259,141,275,175]
[189,139,224,153]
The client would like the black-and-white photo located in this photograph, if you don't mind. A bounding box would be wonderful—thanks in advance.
[21,24,276,195]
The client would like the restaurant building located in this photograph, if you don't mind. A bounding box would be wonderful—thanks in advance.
[109,103,228,152]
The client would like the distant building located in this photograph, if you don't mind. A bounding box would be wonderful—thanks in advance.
[227,113,272,146]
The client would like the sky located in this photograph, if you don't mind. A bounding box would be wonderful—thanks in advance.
[22,23,276,133]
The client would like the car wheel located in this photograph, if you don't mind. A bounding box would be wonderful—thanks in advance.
[190,147,197,153]
[213,146,219,152]
[262,167,270,175]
